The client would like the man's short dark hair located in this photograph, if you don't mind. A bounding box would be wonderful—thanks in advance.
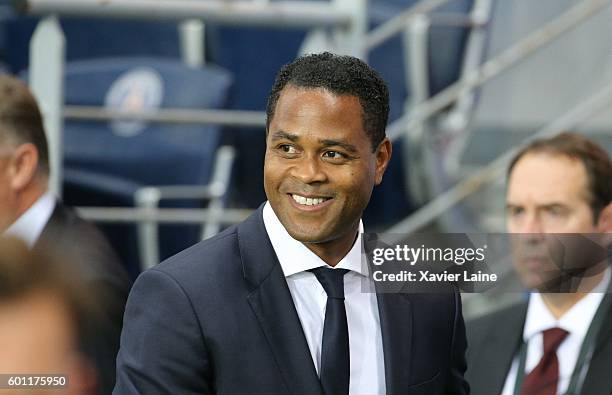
[266,52,389,151]
[508,132,612,221]
[0,75,49,173]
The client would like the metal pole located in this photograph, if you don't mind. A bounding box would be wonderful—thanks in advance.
[402,14,430,204]
[29,15,65,197]
[442,0,494,174]
[386,0,612,142]
[76,207,252,224]
[63,106,267,128]
[134,188,161,270]
[180,19,205,68]
[333,0,368,59]
[18,0,352,28]
[387,78,612,235]
[364,0,452,51]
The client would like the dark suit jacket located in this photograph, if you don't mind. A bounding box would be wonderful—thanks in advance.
[466,293,612,395]
[114,206,469,395]
[37,202,132,395]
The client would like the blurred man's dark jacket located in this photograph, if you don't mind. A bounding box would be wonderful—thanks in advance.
[38,201,132,395]
[466,289,612,395]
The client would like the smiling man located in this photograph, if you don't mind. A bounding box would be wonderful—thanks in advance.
[115,52,469,395]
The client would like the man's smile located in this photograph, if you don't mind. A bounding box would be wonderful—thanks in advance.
[287,193,334,211]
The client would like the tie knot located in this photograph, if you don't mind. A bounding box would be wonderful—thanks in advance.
[542,327,569,355]
[309,267,349,299]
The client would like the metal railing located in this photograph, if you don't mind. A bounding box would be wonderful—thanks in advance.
[18,0,477,198]
[387,0,612,142]
[364,0,454,50]
[384,0,612,234]
[18,0,355,27]
[18,0,368,198]
[388,77,612,235]
[17,0,371,270]
[19,0,612,264]
[77,207,252,225]
[63,106,267,128]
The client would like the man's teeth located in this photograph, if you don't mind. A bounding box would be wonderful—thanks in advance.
[291,194,329,206]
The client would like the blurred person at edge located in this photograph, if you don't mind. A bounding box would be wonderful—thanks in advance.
[466,132,612,395]
[0,237,96,395]
[0,74,131,395]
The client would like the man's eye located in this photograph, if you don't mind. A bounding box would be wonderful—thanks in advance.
[322,151,346,160]
[279,145,297,154]
[507,207,523,217]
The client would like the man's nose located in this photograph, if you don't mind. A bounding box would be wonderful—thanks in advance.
[521,212,545,234]
[290,154,327,184]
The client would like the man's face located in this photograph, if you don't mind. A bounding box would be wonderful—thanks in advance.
[506,152,603,289]
[506,152,597,234]
[264,85,390,246]
[0,292,89,395]
[0,292,76,374]
[0,139,45,233]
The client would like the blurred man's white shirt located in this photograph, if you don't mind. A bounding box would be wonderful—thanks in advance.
[501,267,611,395]
[4,191,55,248]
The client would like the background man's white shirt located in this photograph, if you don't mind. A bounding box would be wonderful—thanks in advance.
[501,268,610,395]
[4,191,55,248]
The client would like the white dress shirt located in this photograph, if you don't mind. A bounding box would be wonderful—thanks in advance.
[501,268,610,395]
[4,191,56,248]
[262,202,386,395]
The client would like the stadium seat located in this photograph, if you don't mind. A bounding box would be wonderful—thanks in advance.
[57,57,233,278]
[206,24,307,209]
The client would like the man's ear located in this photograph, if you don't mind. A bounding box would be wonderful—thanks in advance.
[8,143,40,191]
[374,138,392,186]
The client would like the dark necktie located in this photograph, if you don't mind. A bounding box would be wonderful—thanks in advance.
[520,327,569,395]
[309,267,350,395]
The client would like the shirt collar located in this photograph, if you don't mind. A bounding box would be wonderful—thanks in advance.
[523,267,610,341]
[262,201,366,277]
[4,192,56,248]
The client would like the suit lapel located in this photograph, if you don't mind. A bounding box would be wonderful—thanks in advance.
[36,202,64,248]
[376,292,413,395]
[579,290,612,394]
[592,292,612,351]
[479,303,527,394]
[364,233,414,395]
[238,207,323,395]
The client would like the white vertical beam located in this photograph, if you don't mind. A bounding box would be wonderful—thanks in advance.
[403,14,431,204]
[443,0,493,176]
[334,0,368,59]
[29,15,65,197]
[135,188,161,270]
[404,15,430,111]
[180,19,206,68]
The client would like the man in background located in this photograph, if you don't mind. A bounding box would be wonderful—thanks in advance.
[466,132,612,395]
[0,74,131,395]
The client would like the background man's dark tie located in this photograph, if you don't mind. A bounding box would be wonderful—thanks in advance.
[520,327,569,395]
[310,267,350,395]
